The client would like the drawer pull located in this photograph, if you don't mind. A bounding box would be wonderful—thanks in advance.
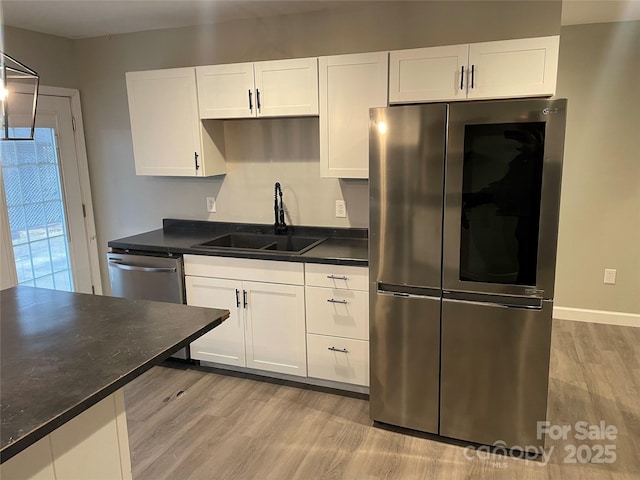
[327,298,348,305]
[328,347,349,354]
[327,275,348,280]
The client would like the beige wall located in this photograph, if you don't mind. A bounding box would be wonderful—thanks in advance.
[555,21,640,314]
[2,25,77,88]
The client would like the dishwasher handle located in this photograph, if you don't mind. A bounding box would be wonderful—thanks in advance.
[108,261,177,273]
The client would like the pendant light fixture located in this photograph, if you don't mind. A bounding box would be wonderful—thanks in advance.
[1,52,40,141]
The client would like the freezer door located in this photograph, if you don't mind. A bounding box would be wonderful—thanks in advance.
[440,295,553,450]
[443,98,567,298]
[370,287,441,434]
[369,104,446,289]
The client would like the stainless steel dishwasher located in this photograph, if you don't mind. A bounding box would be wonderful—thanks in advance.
[107,252,188,359]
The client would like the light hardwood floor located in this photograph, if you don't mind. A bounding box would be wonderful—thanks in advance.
[124,319,640,479]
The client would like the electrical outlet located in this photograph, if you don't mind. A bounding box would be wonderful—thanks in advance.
[206,197,216,213]
[604,269,616,285]
[335,200,346,218]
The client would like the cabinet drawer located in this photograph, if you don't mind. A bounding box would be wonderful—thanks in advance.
[305,286,368,340]
[184,254,304,285]
[305,264,368,291]
[307,334,369,386]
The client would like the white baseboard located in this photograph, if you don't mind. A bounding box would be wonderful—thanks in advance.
[553,306,640,328]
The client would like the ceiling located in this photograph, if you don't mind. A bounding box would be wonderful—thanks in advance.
[1,0,639,40]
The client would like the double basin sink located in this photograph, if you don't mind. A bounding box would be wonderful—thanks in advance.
[192,233,326,255]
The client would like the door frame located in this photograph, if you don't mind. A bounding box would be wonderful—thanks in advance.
[1,85,102,294]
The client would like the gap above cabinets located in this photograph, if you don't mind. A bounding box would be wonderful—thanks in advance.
[125,35,559,178]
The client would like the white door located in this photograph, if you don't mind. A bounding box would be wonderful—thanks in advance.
[196,63,256,119]
[467,36,559,100]
[126,68,202,176]
[1,94,96,293]
[389,44,469,103]
[244,281,307,377]
[319,52,388,179]
[254,58,319,117]
[185,276,246,366]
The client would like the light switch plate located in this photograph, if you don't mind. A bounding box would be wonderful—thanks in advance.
[335,200,346,218]
[206,197,216,213]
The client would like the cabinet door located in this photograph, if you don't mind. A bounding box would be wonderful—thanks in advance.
[389,44,469,104]
[185,276,246,367]
[319,52,388,179]
[196,63,256,119]
[254,58,319,117]
[467,36,559,100]
[126,68,202,176]
[244,281,306,377]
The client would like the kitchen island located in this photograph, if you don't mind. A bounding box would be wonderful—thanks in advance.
[0,286,229,479]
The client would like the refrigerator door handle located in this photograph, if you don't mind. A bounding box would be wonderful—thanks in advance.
[377,289,441,302]
[442,297,543,311]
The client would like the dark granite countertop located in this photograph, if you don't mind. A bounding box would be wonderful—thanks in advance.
[0,286,229,463]
[108,219,369,267]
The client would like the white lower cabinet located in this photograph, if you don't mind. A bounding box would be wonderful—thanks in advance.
[185,255,368,388]
[304,264,370,387]
[305,286,368,341]
[244,280,306,375]
[186,276,246,367]
[184,255,307,377]
[307,334,369,387]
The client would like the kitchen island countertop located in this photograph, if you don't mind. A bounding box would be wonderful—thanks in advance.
[0,286,229,463]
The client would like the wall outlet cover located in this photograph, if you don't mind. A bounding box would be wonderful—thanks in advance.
[206,197,216,213]
[335,200,346,218]
[604,268,616,285]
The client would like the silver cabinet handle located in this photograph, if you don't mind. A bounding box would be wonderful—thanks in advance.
[327,298,348,305]
[328,347,348,353]
[326,275,348,280]
[108,261,176,273]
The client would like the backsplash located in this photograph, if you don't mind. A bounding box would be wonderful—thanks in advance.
[210,116,369,228]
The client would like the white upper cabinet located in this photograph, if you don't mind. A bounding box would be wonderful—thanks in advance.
[254,58,319,117]
[467,36,560,100]
[126,68,225,177]
[197,58,318,119]
[389,36,559,104]
[389,44,468,103]
[196,63,255,119]
[319,52,388,179]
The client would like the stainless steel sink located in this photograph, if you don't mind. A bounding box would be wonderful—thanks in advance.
[192,233,326,254]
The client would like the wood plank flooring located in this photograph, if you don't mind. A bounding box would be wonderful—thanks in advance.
[124,319,640,479]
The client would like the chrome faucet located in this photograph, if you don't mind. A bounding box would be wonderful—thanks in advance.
[274,182,287,234]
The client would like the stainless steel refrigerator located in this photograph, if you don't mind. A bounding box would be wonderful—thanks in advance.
[369,98,567,450]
